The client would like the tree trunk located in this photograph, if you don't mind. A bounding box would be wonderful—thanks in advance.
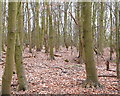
[56,4,61,52]
[35,2,41,51]
[2,2,17,95]
[18,2,24,50]
[44,2,49,53]
[117,5,120,79]
[0,1,2,61]
[2,1,6,52]
[15,2,28,91]
[41,3,45,51]
[82,2,101,88]
[110,5,113,60]
[63,2,68,50]
[15,33,27,91]
[27,3,32,53]
[77,2,84,63]
[49,4,54,60]
[116,2,120,79]
[98,2,104,53]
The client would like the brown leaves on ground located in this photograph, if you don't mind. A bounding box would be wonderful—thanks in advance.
[0,47,119,94]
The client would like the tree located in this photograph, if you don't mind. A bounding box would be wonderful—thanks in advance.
[27,2,32,53]
[82,2,101,88]
[44,2,49,53]
[41,3,45,51]
[0,1,2,62]
[2,1,6,52]
[77,2,84,63]
[2,2,17,95]
[98,2,104,53]
[55,4,61,52]
[49,3,54,60]
[35,2,41,51]
[15,2,28,91]
[109,4,113,60]
[115,2,120,79]
[63,2,69,50]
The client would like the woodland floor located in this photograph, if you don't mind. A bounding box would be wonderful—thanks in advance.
[0,47,119,94]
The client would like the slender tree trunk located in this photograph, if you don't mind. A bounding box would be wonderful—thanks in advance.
[27,3,32,53]
[35,2,41,51]
[56,4,61,52]
[117,5,120,79]
[0,1,2,62]
[54,16,58,52]
[23,3,29,47]
[77,2,84,63]
[2,1,6,52]
[2,2,17,95]
[63,2,68,50]
[92,3,97,45]
[15,33,27,91]
[110,5,113,60]
[82,2,101,88]
[98,2,104,53]
[30,2,35,49]
[15,2,28,91]
[41,3,45,51]
[49,4,54,60]
[18,2,24,50]
[116,2,120,79]
[44,2,49,53]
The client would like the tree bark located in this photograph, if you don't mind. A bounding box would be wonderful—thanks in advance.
[98,2,104,53]
[0,1,2,61]
[35,2,41,51]
[110,5,113,60]
[44,2,49,53]
[27,3,32,53]
[15,2,28,91]
[49,4,54,60]
[15,33,28,91]
[2,2,17,95]
[82,2,101,88]
[63,2,69,50]
[77,2,84,63]
[115,2,120,79]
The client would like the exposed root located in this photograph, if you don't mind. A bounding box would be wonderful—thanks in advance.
[17,85,27,91]
[82,79,102,88]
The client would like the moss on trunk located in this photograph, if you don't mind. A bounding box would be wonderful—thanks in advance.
[15,33,27,91]
[35,2,41,51]
[98,2,104,53]
[15,2,28,91]
[27,3,32,53]
[2,2,17,95]
[49,4,54,60]
[82,2,101,88]
[0,1,2,61]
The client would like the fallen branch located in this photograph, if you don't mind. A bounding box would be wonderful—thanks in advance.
[98,75,117,77]
[0,62,5,65]
[23,55,33,58]
[69,12,78,25]
[54,54,62,57]
[107,69,116,72]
